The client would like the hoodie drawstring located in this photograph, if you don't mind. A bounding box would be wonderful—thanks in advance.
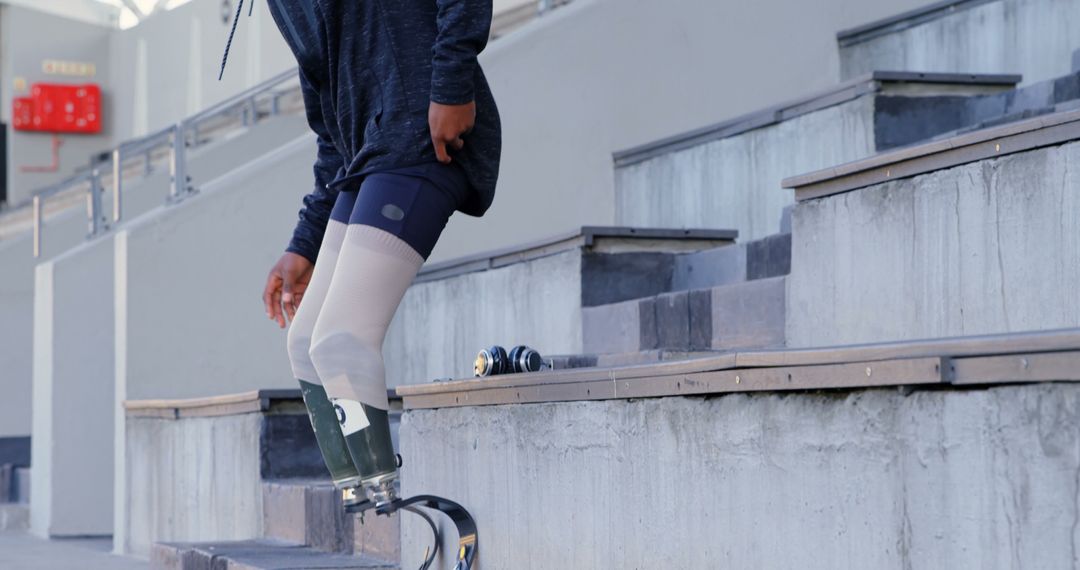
[218,0,255,80]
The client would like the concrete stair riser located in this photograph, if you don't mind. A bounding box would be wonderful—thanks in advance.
[152,540,397,570]
[262,480,400,561]
[124,397,329,557]
[583,276,787,355]
[384,232,733,385]
[615,75,1016,240]
[787,139,1080,347]
[839,0,1080,85]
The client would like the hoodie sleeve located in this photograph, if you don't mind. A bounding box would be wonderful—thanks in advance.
[286,69,346,264]
[430,0,493,105]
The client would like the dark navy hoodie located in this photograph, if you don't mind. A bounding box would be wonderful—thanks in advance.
[249,0,501,263]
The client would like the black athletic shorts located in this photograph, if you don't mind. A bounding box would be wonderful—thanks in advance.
[328,161,469,260]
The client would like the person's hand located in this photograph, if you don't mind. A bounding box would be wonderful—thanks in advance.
[262,252,314,328]
[429,100,476,164]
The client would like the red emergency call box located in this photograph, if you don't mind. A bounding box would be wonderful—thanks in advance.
[12,83,101,134]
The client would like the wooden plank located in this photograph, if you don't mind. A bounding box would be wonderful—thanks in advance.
[395,352,739,397]
[735,328,1080,368]
[401,357,945,409]
[949,351,1080,385]
[124,390,263,412]
[401,329,1080,399]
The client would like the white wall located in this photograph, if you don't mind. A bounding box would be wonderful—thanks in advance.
[30,238,115,538]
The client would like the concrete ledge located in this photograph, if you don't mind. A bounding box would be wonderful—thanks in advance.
[836,0,998,47]
[612,71,1020,167]
[783,107,1080,200]
[395,328,1080,408]
[122,392,330,557]
[400,382,1080,568]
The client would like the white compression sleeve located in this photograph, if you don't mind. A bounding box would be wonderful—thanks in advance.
[308,225,424,411]
[286,219,348,382]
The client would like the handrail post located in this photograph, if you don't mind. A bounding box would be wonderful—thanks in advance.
[112,148,123,223]
[33,195,42,258]
[169,123,189,202]
[242,96,258,126]
[87,170,106,238]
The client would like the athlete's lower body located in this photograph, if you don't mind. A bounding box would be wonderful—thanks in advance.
[286,160,468,507]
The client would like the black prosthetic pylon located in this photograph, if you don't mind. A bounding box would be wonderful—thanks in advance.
[377,495,478,570]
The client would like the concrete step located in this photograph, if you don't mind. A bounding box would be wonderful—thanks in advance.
[672,232,790,291]
[838,0,1077,85]
[386,226,736,384]
[262,480,399,562]
[784,103,1080,346]
[0,503,29,531]
[151,539,397,570]
[583,276,786,355]
[122,391,332,557]
[614,71,1018,240]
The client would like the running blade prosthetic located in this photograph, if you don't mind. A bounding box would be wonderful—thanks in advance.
[347,494,477,570]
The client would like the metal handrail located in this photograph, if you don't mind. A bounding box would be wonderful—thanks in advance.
[30,67,301,258]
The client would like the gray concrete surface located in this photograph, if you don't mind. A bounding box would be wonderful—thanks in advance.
[386,249,584,384]
[672,242,747,291]
[30,237,115,538]
[152,540,396,570]
[840,0,1080,86]
[787,138,1080,347]
[262,480,400,562]
[0,531,148,569]
[123,413,264,558]
[400,383,1080,569]
[708,276,786,350]
[582,270,786,355]
[0,505,28,531]
[615,97,875,240]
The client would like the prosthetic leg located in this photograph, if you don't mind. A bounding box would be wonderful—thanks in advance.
[300,381,476,569]
[289,185,479,568]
